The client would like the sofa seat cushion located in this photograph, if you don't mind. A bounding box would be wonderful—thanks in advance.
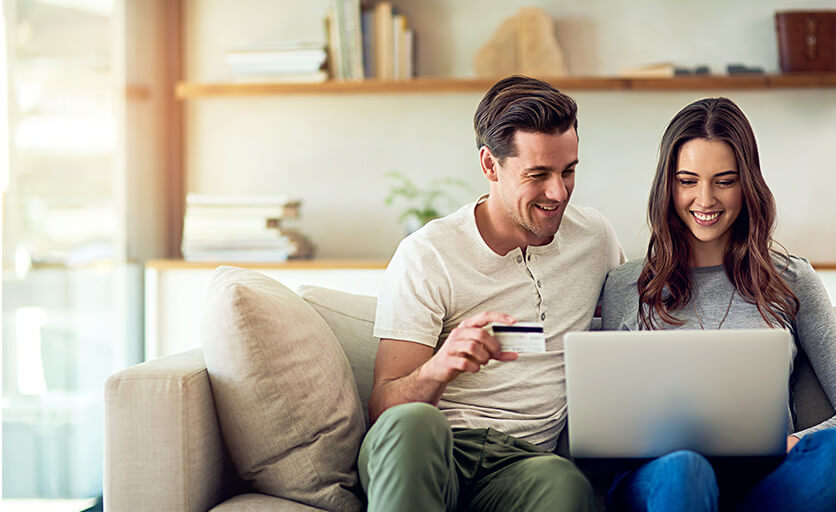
[210,493,327,512]
[201,266,364,511]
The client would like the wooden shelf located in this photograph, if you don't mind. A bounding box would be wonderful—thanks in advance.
[145,258,388,270]
[146,259,836,270]
[176,74,836,98]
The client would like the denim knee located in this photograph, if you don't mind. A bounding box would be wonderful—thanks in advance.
[661,450,718,488]
[642,450,719,512]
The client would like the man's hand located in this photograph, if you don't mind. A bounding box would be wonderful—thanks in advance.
[787,434,800,453]
[368,311,519,424]
[420,311,519,385]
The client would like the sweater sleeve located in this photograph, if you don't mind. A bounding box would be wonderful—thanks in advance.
[787,258,836,438]
[602,260,642,331]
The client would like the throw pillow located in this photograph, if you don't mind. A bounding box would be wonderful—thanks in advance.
[298,285,379,427]
[201,266,364,511]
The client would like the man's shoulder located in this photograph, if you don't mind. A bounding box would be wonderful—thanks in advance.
[562,204,610,235]
[400,202,475,250]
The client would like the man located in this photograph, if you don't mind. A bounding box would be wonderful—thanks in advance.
[359,75,624,511]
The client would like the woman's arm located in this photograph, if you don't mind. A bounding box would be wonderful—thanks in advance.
[788,259,836,438]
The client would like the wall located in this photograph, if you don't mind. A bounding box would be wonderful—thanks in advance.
[183,0,836,262]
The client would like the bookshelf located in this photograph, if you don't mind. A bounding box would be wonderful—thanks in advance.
[176,73,836,98]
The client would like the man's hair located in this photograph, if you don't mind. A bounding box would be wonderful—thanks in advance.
[473,75,578,163]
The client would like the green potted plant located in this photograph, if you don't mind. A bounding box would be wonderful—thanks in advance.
[384,171,472,234]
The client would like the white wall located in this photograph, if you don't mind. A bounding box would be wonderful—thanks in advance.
[183,0,836,262]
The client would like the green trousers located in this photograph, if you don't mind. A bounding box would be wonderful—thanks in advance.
[358,402,595,512]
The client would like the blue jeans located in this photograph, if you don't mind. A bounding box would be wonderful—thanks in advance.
[606,428,836,512]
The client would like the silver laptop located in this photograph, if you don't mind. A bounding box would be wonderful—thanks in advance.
[564,329,791,458]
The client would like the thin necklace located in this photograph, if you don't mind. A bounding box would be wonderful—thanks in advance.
[692,289,735,330]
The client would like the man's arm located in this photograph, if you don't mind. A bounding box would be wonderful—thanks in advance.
[368,311,518,425]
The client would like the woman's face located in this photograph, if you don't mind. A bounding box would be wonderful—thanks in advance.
[672,138,743,263]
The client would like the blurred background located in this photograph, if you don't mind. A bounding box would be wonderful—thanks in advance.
[1,0,835,510]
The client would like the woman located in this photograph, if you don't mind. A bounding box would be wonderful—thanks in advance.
[602,97,836,512]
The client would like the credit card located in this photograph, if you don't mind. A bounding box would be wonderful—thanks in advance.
[484,322,546,353]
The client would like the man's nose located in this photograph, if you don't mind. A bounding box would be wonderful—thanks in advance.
[545,175,568,201]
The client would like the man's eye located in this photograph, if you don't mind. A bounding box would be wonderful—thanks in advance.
[528,173,546,179]
[563,169,575,176]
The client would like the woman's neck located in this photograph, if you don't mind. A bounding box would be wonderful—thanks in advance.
[688,235,729,268]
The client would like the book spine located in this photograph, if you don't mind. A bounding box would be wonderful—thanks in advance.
[345,0,364,80]
[374,2,393,79]
[324,8,341,79]
[362,8,375,78]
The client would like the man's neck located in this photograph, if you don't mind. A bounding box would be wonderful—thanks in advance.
[475,195,552,256]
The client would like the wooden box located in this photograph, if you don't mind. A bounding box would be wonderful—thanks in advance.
[775,11,836,72]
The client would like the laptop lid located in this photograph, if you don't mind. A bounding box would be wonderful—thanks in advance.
[564,329,791,458]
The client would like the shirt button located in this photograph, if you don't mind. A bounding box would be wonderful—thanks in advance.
[516,256,522,263]
[540,312,546,321]
[527,254,531,261]
[536,280,542,287]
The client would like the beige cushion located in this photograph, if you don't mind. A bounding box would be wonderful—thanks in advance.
[210,493,326,511]
[299,285,379,427]
[201,266,364,511]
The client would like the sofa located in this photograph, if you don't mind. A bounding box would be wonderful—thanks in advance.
[104,266,835,511]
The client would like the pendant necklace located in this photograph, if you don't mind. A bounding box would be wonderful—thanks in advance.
[692,289,735,330]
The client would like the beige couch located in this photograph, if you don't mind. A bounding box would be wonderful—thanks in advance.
[104,268,835,511]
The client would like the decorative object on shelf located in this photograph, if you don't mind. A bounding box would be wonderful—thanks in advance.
[474,7,567,78]
[618,62,711,78]
[384,171,472,234]
[775,11,836,72]
[226,42,328,83]
[727,63,765,75]
[181,194,315,262]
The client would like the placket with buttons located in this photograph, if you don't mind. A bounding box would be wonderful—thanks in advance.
[520,252,546,323]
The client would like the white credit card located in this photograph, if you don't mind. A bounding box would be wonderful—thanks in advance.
[484,322,546,353]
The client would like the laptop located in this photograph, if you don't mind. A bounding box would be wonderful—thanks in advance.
[564,329,791,459]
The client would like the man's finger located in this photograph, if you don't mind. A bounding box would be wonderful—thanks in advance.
[497,351,519,361]
[459,311,516,329]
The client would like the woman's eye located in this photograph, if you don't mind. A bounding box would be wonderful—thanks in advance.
[678,179,697,186]
[716,180,735,186]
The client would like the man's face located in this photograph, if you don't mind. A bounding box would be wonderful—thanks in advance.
[490,128,578,246]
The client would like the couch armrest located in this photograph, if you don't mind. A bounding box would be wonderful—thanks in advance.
[105,349,234,512]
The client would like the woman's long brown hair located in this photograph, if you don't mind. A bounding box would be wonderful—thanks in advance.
[638,98,799,329]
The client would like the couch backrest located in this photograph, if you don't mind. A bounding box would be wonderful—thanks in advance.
[299,285,835,434]
[299,285,379,428]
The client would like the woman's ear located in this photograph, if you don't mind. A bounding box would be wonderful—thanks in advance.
[479,146,500,182]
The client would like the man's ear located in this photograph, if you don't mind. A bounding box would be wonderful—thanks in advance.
[479,146,500,182]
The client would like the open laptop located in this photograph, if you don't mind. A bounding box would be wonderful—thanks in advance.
[564,329,791,459]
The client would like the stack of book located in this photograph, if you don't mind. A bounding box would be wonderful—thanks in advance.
[327,0,414,81]
[225,42,328,83]
[181,194,315,262]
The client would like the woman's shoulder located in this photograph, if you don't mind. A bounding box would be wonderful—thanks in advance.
[608,258,644,279]
[771,252,817,285]
[606,259,645,291]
